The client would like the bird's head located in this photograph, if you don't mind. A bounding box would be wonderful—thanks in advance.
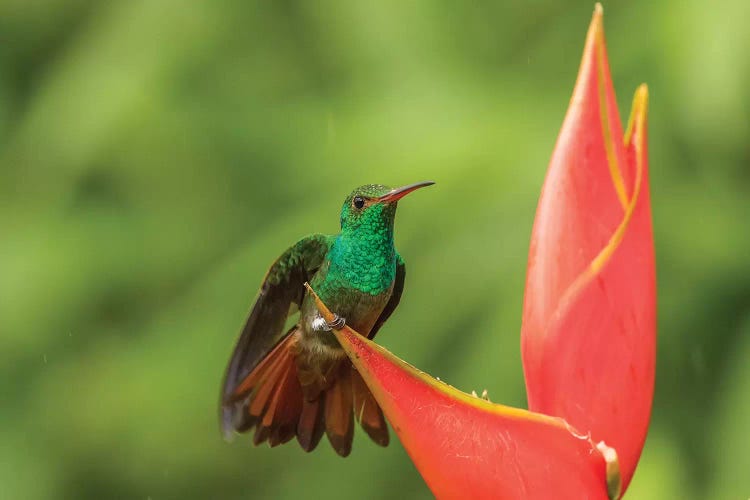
[339,181,434,235]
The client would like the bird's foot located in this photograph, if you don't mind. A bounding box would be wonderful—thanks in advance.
[312,313,346,332]
[328,314,346,330]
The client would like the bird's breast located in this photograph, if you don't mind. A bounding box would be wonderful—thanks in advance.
[302,275,393,335]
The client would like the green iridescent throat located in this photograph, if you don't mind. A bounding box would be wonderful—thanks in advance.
[325,202,397,295]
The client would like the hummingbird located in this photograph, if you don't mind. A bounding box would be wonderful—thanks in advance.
[220,181,434,457]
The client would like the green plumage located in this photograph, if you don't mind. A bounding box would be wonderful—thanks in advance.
[327,205,398,295]
[266,234,335,287]
[221,181,433,455]
[299,185,403,345]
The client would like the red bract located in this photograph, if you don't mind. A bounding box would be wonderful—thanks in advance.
[308,289,618,499]
[309,4,653,499]
[521,5,654,491]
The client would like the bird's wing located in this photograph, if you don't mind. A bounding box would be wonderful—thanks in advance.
[368,254,405,339]
[220,234,333,430]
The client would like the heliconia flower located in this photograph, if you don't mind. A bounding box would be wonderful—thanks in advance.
[308,4,653,499]
[520,4,654,491]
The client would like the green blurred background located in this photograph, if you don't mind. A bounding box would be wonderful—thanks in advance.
[1,0,748,498]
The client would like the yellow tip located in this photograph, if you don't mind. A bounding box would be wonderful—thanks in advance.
[587,3,604,43]
[624,84,649,147]
[635,83,649,112]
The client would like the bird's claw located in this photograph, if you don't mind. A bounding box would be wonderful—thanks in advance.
[312,313,346,331]
[327,314,346,330]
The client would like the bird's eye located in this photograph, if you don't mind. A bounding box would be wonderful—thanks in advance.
[353,196,365,209]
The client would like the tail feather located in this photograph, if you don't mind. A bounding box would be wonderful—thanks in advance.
[324,366,354,457]
[227,332,302,448]
[351,368,389,447]
[230,330,292,400]
[264,366,303,447]
[247,347,291,418]
[223,327,389,456]
[252,423,271,446]
[223,333,292,436]
[296,397,325,452]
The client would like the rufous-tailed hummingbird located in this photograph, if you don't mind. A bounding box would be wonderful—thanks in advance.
[221,181,434,456]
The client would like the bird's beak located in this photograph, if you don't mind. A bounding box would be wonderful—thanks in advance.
[376,181,435,203]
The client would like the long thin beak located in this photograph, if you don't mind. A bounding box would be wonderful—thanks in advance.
[376,181,435,203]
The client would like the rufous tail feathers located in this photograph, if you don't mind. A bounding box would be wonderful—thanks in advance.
[224,328,389,456]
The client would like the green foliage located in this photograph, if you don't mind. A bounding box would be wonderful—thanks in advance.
[1,1,748,498]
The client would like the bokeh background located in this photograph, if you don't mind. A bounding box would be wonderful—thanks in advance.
[2,0,749,498]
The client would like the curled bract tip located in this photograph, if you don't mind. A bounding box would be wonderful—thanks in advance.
[596,441,622,500]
